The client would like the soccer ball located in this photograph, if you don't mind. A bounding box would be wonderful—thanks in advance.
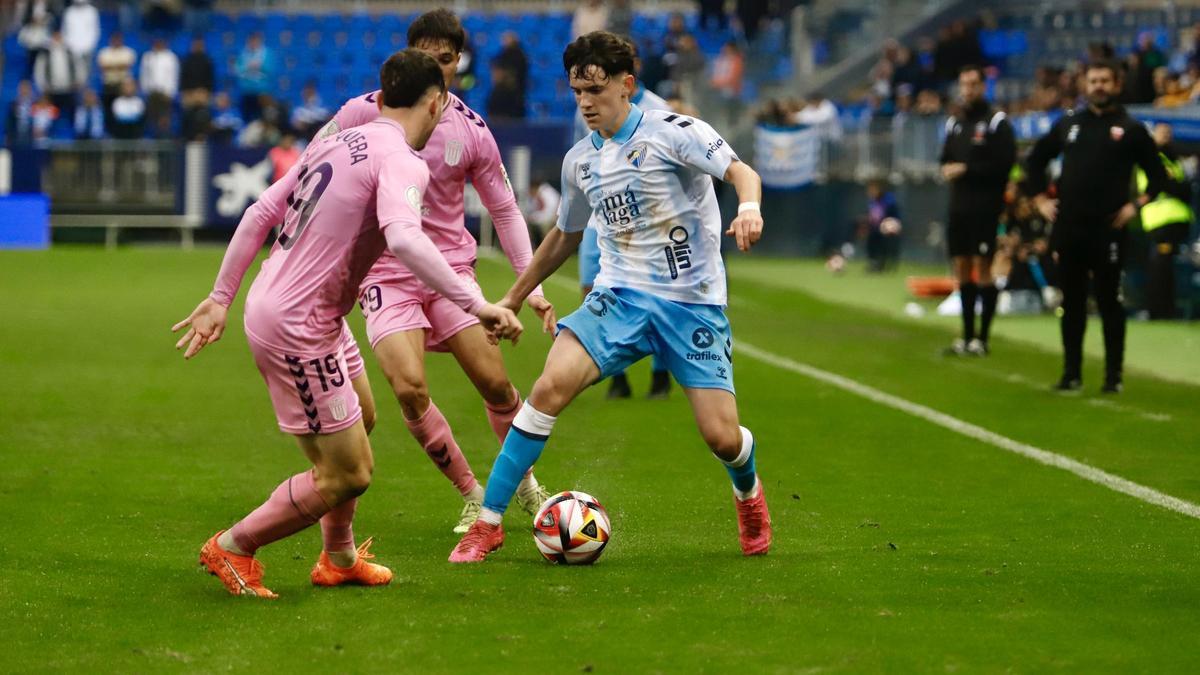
[532,491,611,565]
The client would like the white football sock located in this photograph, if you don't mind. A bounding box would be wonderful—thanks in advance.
[479,507,503,525]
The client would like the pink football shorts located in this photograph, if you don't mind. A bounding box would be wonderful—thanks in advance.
[359,265,481,352]
[339,319,366,380]
[247,327,363,436]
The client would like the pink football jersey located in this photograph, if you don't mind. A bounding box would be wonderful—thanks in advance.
[239,118,482,350]
[333,91,538,289]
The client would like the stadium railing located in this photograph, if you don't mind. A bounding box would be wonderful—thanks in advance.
[36,140,205,248]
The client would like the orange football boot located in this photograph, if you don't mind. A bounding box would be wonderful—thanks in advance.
[311,537,394,587]
[198,531,278,599]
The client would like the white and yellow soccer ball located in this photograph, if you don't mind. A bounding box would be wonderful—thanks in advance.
[532,491,611,565]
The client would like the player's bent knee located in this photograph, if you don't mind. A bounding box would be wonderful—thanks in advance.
[388,374,430,412]
[320,461,374,500]
[701,424,741,460]
[343,464,373,498]
[480,377,516,406]
[528,376,570,416]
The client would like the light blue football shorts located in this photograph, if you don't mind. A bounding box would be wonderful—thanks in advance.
[557,286,734,394]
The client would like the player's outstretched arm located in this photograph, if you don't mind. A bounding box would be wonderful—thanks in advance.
[171,163,299,360]
[383,219,522,344]
[500,226,583,318]
[208,162,299,307]
[723,160,764,252]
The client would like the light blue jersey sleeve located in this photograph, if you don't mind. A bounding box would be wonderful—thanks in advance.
[667,116,740,180]
[556,150,592,233]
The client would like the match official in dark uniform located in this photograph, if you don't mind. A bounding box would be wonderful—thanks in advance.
[939,65,1017,356]
[1022,59,1167,393]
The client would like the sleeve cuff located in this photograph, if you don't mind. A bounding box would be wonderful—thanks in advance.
[208,291,233,308]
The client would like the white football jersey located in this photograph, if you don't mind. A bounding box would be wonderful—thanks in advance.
[557,105,738,306]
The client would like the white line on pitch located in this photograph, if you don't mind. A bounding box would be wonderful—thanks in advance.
[737,341,1200,521]
[478,255,1199,520]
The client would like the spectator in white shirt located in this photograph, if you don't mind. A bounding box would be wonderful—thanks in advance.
[61,0,100,85]
[140,38,179,138]
[793,92,843,142]
[572,0,608,39]
[110,78,145,140]
[35,31,79,125]
[17,13,52,80]
[97,32,137,116]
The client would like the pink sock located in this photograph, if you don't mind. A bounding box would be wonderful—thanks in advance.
[486,389,534,480]
[406,401,478,497]
[229,469,332,555]
[485,388,521,444]
[320,497,357,553]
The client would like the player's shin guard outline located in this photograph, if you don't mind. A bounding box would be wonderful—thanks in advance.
[482,404,556,517]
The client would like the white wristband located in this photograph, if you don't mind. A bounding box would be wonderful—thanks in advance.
[737,202,760,214]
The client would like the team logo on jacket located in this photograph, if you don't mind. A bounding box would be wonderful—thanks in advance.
[972,121,986,144]
[626,143,648,168]
[1067,125,1080,143]
[1110,126,1125,141]
[579,162,592,181]
[444,140,464,166]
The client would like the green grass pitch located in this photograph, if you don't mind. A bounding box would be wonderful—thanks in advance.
[1,247,1198,672]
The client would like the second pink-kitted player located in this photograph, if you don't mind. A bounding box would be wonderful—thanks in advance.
[172,50,522,599]
[328,10,556,533]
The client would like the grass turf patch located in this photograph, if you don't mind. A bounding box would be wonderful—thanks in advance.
[0,247,1197,672]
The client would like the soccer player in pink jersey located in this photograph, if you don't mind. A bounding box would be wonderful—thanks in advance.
[328,10,557,533]
[172,50,522,598]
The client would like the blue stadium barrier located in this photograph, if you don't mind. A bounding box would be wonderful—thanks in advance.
[0,193,51,249]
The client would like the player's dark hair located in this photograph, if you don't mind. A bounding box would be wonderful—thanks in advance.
[1086,58,1123,80]
[379,49,446,108]
[407,9,466,53]
[959,64,985,80]
[563,31,636,81]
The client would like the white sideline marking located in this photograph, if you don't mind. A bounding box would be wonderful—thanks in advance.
[477,254,1199,520]
[737,341,1200,521]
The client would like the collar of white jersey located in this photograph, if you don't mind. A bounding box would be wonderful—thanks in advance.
[590,103,644,150]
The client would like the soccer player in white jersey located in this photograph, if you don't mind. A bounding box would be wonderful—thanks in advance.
[327,11,557,533]
[450,31,771,563]
[572,37,675,400]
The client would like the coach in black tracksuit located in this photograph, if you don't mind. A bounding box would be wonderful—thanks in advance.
[940,65,1017,356]
[1022,60,1167,393]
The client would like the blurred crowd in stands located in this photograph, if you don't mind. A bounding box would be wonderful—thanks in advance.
[759,13,1200,131]
[3,0,790,147]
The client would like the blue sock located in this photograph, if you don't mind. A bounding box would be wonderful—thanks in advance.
[482,404,557,515]
[722,426,757,495]
[1029,257,1048,289]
